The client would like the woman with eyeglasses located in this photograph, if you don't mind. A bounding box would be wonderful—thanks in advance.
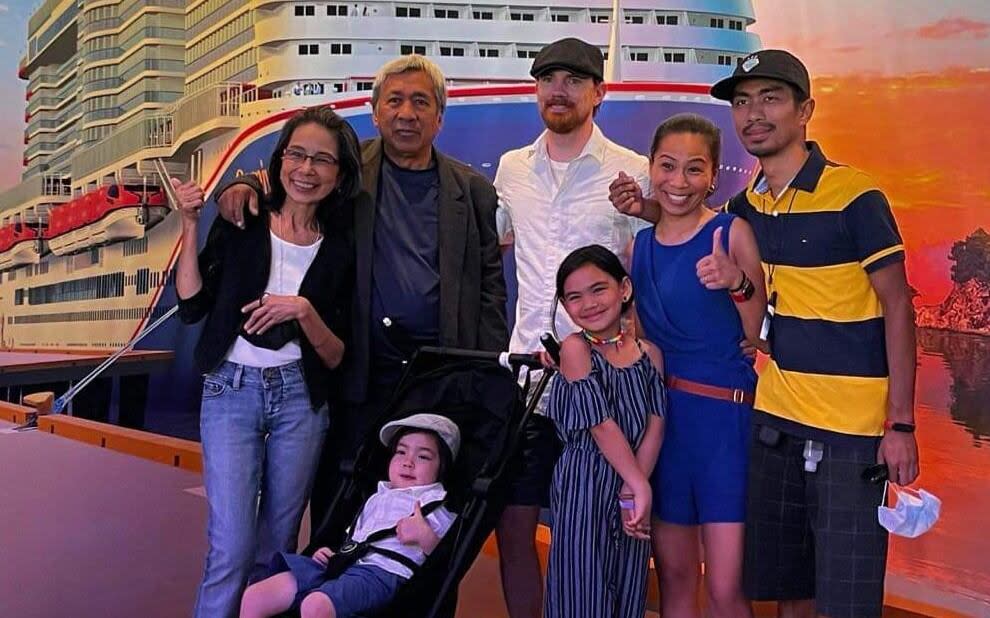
[172,107,361,618]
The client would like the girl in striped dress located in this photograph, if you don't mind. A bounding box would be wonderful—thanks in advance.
[544,245,666,618]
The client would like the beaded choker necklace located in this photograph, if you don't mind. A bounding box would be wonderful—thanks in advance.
[581,329,625,348]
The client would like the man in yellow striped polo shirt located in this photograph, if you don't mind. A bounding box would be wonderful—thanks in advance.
[711,50,919,618]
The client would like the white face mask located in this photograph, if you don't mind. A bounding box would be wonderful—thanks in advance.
[877,483,941,538]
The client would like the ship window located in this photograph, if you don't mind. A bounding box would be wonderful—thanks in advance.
[479,48,499,58]
[123,236,148,257]
[294,5,315,16]
[624,15,645,24]
[327,5,348,15]
[136,268,150,295]
[395,6,421,17]
[440,46,465,57]
[400,44,427,55]
[629,51,649,62]
[730,19,743,30]
[356,81,373,91]
[717,55,733,66]
[590,14,609,24]
[551,13,569,22]
[473,11,493,20]
[330,43,352,54]
[298,44,319,55]
[333,83,345,93]
[658,15,678,25]
[434,9,459,18]
[710,17,725,28]
[510,12,535,21]
[664,52,686,63]
[517,49,539,59]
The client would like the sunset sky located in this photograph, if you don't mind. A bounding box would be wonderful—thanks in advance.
[0,1,987,303]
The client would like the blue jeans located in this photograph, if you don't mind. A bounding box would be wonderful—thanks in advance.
[193,361,329,618]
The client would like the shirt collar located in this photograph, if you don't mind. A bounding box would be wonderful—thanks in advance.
[528,123,608,165]
[379,480,446,499]
[751,141,828,195]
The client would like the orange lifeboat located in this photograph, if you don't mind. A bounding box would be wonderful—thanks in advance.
[0,220,43,272]
[45,185,169,256]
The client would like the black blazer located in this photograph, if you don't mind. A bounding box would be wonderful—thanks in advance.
[177,210,354,410]
[344,139,509,402]
[216,139,508,403]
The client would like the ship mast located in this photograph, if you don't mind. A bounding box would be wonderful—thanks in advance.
[605,0,622,82]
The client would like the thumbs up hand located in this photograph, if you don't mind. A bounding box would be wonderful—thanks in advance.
[396,501,439,550]
[696,226,743,290]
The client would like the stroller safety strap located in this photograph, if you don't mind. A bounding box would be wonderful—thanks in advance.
[323,499,447,578]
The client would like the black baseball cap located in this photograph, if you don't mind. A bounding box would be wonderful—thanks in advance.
[710,49,811,101]
[529,37,604,81]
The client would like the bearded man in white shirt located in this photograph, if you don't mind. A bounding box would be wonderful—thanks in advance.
[492,37,651,618]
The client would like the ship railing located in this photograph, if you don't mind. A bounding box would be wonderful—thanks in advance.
[28,0,71,37]
[0,174,72,214]
[118,0,185,27]
[170,82,243,142]
[69,110,175,180]
[27,66,61,90]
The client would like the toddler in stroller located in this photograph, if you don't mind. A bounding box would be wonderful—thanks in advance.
[246,347,546,618]
[240,413,461,618]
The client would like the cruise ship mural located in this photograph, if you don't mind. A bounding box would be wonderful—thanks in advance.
[0,0,760,438]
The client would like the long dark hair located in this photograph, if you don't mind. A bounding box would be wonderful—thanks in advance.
[265,107,362,230]
[555,244,633,314]
[648,112,722,172]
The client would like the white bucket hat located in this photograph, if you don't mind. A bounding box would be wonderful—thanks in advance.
[379,413,461,459]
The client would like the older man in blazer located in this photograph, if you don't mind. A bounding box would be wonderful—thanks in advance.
[216,55,507,529]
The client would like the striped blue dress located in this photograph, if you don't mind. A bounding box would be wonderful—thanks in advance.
[544,344,666,618]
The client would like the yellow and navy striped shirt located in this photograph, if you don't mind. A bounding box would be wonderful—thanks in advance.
[727,142,905,441]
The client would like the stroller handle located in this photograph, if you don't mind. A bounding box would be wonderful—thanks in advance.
[423,346,544,370]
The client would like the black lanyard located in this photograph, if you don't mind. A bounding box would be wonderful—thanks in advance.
[762,187,799,289]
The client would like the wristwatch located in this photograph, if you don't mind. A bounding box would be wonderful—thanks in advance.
[884,420,916,433]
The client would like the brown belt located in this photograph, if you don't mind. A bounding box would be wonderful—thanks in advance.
[667,376,754,405]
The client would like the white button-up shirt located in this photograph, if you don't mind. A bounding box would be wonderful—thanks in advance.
[354,481,456,579]
[494,124,651,354]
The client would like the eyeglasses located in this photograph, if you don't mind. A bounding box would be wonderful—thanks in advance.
[282,147,339,169]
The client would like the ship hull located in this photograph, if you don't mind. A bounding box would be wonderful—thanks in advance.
[1,86,755,439]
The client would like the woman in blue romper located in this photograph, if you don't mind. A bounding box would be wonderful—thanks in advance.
[545,245,666,618]
[629,113,766,617]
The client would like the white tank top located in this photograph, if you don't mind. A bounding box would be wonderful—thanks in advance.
[226,231,323,367]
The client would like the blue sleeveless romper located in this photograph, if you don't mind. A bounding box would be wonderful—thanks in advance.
[630,212,755,524]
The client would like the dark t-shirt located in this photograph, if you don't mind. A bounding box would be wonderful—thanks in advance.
[369,156,442,386]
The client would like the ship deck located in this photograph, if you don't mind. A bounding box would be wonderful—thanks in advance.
[0,412,976,617]
[0,350,174,387]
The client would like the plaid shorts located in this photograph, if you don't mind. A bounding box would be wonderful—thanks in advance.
[743,422,888,618]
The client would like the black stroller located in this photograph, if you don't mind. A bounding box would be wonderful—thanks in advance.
[303,346,552,618]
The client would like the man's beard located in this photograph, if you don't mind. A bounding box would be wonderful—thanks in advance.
[540,103,590,135]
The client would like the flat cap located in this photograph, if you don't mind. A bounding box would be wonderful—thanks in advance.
[530,37,604,81]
